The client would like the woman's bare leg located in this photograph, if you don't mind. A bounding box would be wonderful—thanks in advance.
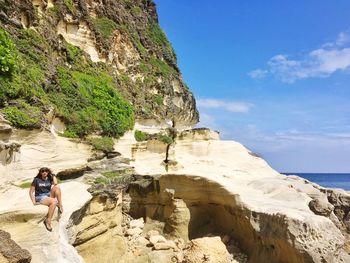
[40,197,57,229]
[51,186,63,212]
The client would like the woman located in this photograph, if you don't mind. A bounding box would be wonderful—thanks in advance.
[29,167,63,232]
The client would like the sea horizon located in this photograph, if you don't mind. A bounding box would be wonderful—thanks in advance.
[282,172,350,191]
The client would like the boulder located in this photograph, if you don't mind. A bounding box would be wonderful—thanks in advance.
[0,230,31,263]
[154,240,177,251]
[183,236,230,263]
[149,235,167,246]
[126,227,142,236]
[129,218,144,229]
[145,230,160,240]
[309,198,334,216]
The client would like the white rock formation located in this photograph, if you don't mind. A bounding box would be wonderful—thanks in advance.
[57,20,103,62]
[117,128,349,263]
[0,182,92,263]
[1,126,349,262]
[0,130,93,187]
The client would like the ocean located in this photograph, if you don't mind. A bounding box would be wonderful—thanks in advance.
[283,173,350,191]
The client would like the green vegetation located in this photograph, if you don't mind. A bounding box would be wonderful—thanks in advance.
[138,62,149,73]
[66,43,83,62]
[131,6,142,16]
[0,27,134,137]
[18,181,32,188]
[152,94,163,105]
[94,176,109,185]
[145,22,176,61]
[0,29,17,74]
[63,0,75,13]
[61,130,78,138]
[2,101,41,129]
[0,2,184,140]
[52,64,134,137]
[0,28,48,105]
[88,137,114,152]
[95,170,121,184]
[102,171,120,178]
[145,23,170,47]
[134,130,150,141]
[158,133,173,145]
[149,57,174,77]
[93,17,117,38]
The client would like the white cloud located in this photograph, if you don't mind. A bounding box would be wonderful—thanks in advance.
[336,31,350,46]
[322,31,350,48]
[250,31,350,83]
[248,69,268,79]
[197,99,253,113]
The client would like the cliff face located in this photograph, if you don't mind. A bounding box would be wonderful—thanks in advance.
[0,0,199,138]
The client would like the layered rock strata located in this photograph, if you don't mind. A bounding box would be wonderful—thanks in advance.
[115,128,350,263]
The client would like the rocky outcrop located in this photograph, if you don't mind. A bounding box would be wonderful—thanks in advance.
[0,130,93,186]
[117,128,350,263]
[127,174,347,263]
[0,114,12,142]
[0,115,21,167]
[67,183,245,262]
[176,127,220,141]
[183,237,230,263]
[0,182,91,263]
[68,184,125,263]
[0,230,31,263]
[324,188,350,232]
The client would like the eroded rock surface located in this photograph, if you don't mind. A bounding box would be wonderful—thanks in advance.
[0,130,93,187]
[0,230,31,263]
[116,128,350,263]
[0,182,91,263]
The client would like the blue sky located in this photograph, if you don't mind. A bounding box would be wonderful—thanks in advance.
[155,0,350,172]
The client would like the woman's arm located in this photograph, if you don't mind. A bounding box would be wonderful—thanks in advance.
[52,174,58,185]
[29,185,37,205]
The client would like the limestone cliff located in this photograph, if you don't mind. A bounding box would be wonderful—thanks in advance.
[0,0,199,138]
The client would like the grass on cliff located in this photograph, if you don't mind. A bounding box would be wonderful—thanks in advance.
[88,137,114,152]
[0,27,135,137]
[18,181,32,189]
[0,29,47,101]
[134,130,150,141]
[52,65,135,138]
[0,28,17,74]
[2,101,42,129]
[0,29,50,128]
[93,17,117,38]
[63,0,75,13]
[95,170,121,184]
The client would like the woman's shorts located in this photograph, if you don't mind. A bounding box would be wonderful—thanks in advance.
[35,192,50,203]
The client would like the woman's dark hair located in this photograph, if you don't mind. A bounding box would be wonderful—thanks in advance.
[36,167,54,181]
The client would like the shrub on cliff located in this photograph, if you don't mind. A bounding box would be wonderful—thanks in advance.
[93,17,117,38]
[52,66,135,138]
[0,29,17,74]
[134,130,150,141]
[2,102,41,129]
[157,133,173,145]
[88,137,114,152]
